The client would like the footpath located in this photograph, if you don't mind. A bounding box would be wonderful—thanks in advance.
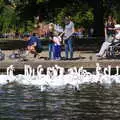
[0,50,120,71]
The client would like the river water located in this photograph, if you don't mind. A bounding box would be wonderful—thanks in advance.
[1,64,120,120]
[0,83,120,120]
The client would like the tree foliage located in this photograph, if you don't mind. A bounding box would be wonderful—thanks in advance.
[0,0,120,35]
[0,1,16,32]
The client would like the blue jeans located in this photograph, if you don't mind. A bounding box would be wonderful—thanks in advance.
[48,43,54,59]
[53,44,61,59]
[65,38,73,59]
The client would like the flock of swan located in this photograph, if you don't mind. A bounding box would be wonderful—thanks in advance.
[0,63,120,88]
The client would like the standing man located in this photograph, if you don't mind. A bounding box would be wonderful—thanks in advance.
[64,16,75,60]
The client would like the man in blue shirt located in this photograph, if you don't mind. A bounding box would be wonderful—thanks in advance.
[27,33,42,57]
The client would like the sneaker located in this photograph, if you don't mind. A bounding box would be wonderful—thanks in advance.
[96,53,101,57]
[55,57,61,60]
[69,58,73,60]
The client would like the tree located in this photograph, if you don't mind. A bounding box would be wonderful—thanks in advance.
[1,0,120,35]
[0,0,17,33]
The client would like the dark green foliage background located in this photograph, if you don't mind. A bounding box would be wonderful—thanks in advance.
[0,0,120,35]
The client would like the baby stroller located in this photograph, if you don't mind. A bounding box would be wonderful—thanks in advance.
[106,41,120,58]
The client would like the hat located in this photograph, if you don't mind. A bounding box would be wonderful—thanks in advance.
[115,24,120,30]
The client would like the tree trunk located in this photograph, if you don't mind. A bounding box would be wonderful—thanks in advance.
[91,0,104,37]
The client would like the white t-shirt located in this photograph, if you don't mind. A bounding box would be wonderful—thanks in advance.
[53,36,62,45]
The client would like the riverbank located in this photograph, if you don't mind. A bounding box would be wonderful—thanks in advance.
[0,50,120,72]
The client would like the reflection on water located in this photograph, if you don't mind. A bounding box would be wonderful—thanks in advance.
[0,83,120,120]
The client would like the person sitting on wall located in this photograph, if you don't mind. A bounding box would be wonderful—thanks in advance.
[26,32,42,58]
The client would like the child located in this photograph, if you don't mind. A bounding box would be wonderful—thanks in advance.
[53,32,63,60]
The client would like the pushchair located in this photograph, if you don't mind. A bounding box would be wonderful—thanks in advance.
[106,41,120,58]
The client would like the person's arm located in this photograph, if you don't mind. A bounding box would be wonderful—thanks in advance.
[71,21,75,34]
[104,27,107,39]
[113,19,117,25]
[33,42,37,46]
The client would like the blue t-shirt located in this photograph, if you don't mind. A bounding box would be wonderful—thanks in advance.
[27,36,41,49]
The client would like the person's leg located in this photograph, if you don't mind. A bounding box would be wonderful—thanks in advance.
[53,44,57,59]
[27,46,35,52]
[52,44,55,59]
[36,47,42,53]
[68,38,73,59]
[48,44,52,59]
[97,41,111,57]
[55,45,59,59]
[58,45,61,59]
[65,40,69,59]
[27,45,37,58]
[56,45,61,60]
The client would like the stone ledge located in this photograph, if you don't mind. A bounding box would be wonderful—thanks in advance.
[0,60,120,70]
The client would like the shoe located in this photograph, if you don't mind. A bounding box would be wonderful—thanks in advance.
[55,57,61,60]
[96,53,101,57]
[34,53,38,58]
[69,58,73,60]
[65,58,68,60]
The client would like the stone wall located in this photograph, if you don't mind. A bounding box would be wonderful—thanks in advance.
[0,37,104,50]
